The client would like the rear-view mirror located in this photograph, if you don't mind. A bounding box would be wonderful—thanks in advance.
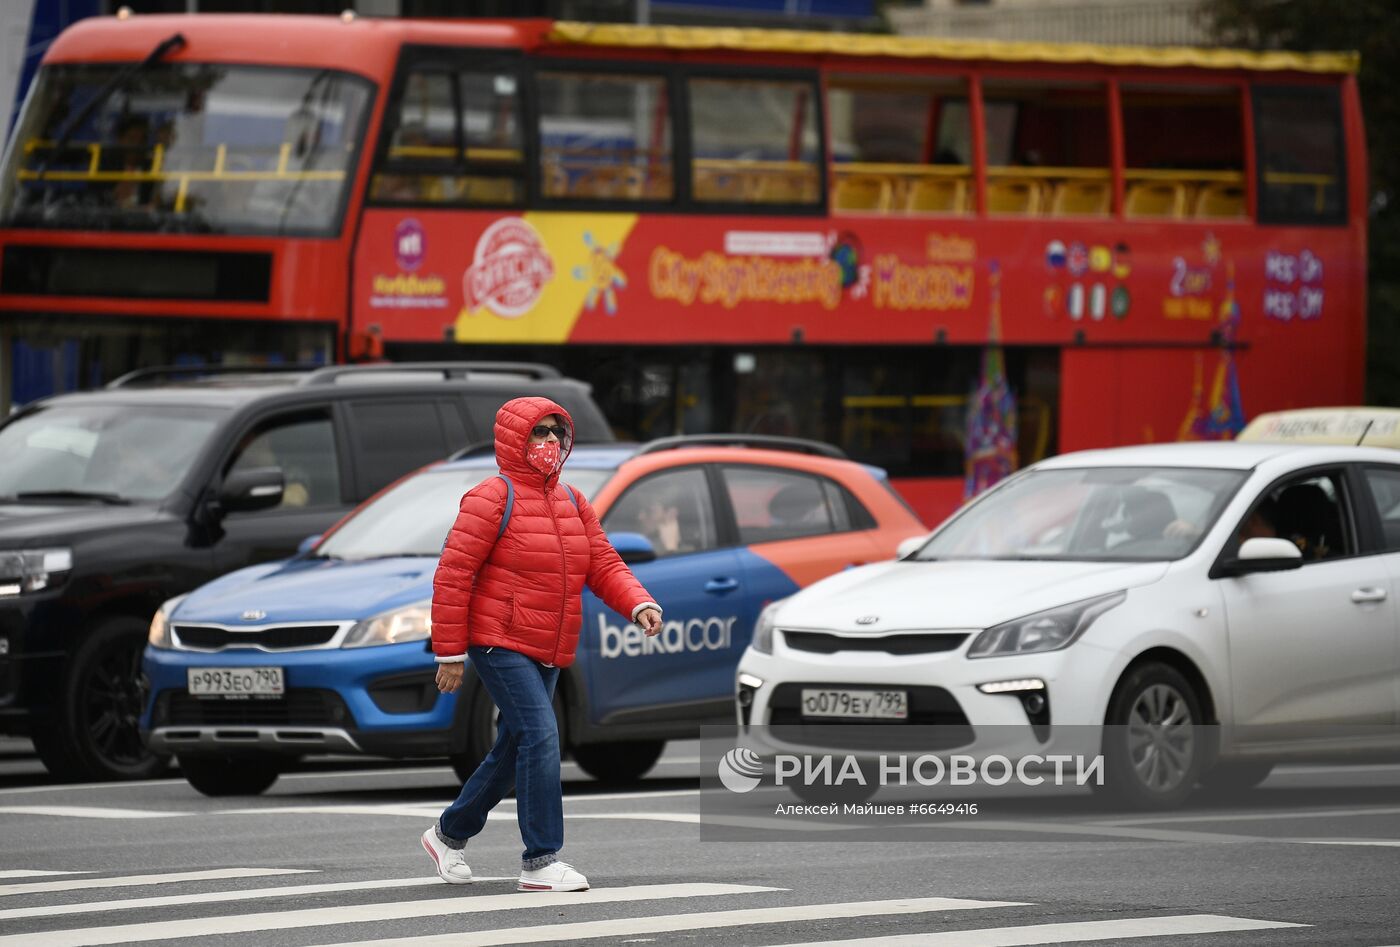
[896,533,931,559]
[1223,536,1303,575]
[609,531,657,565]
[297,534,323,556]
[220,467,284,513]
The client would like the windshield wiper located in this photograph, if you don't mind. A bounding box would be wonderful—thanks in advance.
[36,32,187,181]
[14,490,131,505]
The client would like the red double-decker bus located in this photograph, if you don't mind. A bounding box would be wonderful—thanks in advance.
[0,14,1364,522]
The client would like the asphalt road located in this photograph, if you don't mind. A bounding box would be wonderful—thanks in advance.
[2,738,1399,946]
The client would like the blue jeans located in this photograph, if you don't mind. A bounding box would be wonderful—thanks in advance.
[438,646,562,870]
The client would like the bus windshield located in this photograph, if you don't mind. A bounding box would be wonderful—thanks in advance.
[0,63,373,236]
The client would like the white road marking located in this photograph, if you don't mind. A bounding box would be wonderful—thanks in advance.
[0,778,187,796]
[0,806,188,820]
[4,883,782,947]
[0,870,90,879]
[308,897,1026,947]
[0,876,516,922]
[1284,838,1400,848]
[764,913,1306,946]
[0,868,314,898]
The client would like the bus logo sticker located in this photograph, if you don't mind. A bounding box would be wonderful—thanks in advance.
[572,230,627,315]
[464,217,556,318]
[395,219,425,272]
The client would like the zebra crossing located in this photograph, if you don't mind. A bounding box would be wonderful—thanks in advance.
[0,864,1306,947]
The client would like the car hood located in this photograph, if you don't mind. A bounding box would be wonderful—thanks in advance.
[776,558,1170,631]
[0,502,165,544]
[173,556,436,625]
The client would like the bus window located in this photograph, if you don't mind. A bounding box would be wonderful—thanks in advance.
[982,79,1109,217]
[1253,86,1346,225]
[535,71,673,201]
[827,75,971,215]
[371,66,524,206]
[687,76,821,207]
[1123,84,1245,220]
[1,63,371,236]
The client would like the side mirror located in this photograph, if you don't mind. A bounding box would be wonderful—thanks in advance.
[609,531,657,565]
[220,466,284,513]
[297,534,323,556]
[896,533,931,559]
[1223,536,1303,575]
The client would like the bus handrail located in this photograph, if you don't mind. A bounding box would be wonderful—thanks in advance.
[633,434,847,459]
[298,362,564,386]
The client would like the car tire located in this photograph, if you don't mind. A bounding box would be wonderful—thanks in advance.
[30,617,171,782]
[570,741,665,784]
[1196,760,1274,797]
[178,754,280,797]
[1094,662,1204,811]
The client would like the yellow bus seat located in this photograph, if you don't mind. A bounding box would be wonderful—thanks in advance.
[987,178,1044,215]
[1124,181,1187,218]
[905,177,967,213]
[1050,180,1110,216]
[752,171,816,204]
[693,167,745,201]
[1194,182,1246,218]
[833,174,892,212]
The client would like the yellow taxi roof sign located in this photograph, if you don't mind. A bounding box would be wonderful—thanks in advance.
[1237,407,1400,448]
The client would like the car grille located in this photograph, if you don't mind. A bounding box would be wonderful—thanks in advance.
[153,689,353,727]
[783,631,968,655]
[173,624,341,651]
[766,682,973,750]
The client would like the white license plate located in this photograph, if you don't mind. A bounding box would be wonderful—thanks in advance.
[800,688,908,720]
[187,667,285,697]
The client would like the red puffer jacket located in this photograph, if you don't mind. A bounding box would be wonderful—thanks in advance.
[430,396,657,668]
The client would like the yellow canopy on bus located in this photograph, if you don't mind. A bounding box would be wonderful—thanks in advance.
[548,22,1358,75]
[1237,408,1400,448]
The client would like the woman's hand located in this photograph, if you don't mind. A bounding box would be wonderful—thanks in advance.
[637,607,663,637]
[435,663,464,693]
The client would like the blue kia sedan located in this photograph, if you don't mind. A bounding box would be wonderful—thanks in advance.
[141,436,924,795]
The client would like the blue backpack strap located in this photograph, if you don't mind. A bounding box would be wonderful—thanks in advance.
[495,474,514,540]
[562,483,579,509]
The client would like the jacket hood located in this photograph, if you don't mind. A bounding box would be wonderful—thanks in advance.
[494,396,574,487]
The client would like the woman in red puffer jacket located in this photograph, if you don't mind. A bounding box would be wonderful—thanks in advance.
[422,396,662,893]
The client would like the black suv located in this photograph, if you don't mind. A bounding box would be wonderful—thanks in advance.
[0,362,611,781]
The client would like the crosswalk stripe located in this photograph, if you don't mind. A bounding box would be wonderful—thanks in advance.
[309,896,1026,947]
[0,806,188,820]
[764,913,1307,945]
[0,871,91,879]
[0,868,314,898]
[3,882,783,947]
[0,876,515,922]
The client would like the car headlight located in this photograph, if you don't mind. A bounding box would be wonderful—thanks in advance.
[0,548,73,596]
[750,599,787,655]
[967,590,1126,658]
[342,601,432,649]
[147,594,188,649]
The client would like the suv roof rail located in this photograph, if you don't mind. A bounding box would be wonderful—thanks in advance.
[633,434,848,459]
[106,363,323,388]
[299,362,562,386]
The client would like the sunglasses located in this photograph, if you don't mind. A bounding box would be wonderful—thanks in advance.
[531,424,567,440]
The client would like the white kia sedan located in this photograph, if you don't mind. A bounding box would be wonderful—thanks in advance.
[735,422,1400,809]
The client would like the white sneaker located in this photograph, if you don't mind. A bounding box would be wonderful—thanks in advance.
[518,860,588,892]
[420,827,472,884]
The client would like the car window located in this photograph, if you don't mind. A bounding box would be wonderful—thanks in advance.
[226,412,341,510]
[603,467,717,557]
[720,466,844,544]
[1363,466,1400,552]
[1232,471,1354,562]
[463,391,613,445]
[918,466,1246,561]
[0,403,223,502]
[347,399,453,496]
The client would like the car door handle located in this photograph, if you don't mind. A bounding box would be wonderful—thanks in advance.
[1351,587,1388,604]
[704,577,740,594]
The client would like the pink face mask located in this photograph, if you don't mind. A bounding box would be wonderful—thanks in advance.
[526,440,562,476]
